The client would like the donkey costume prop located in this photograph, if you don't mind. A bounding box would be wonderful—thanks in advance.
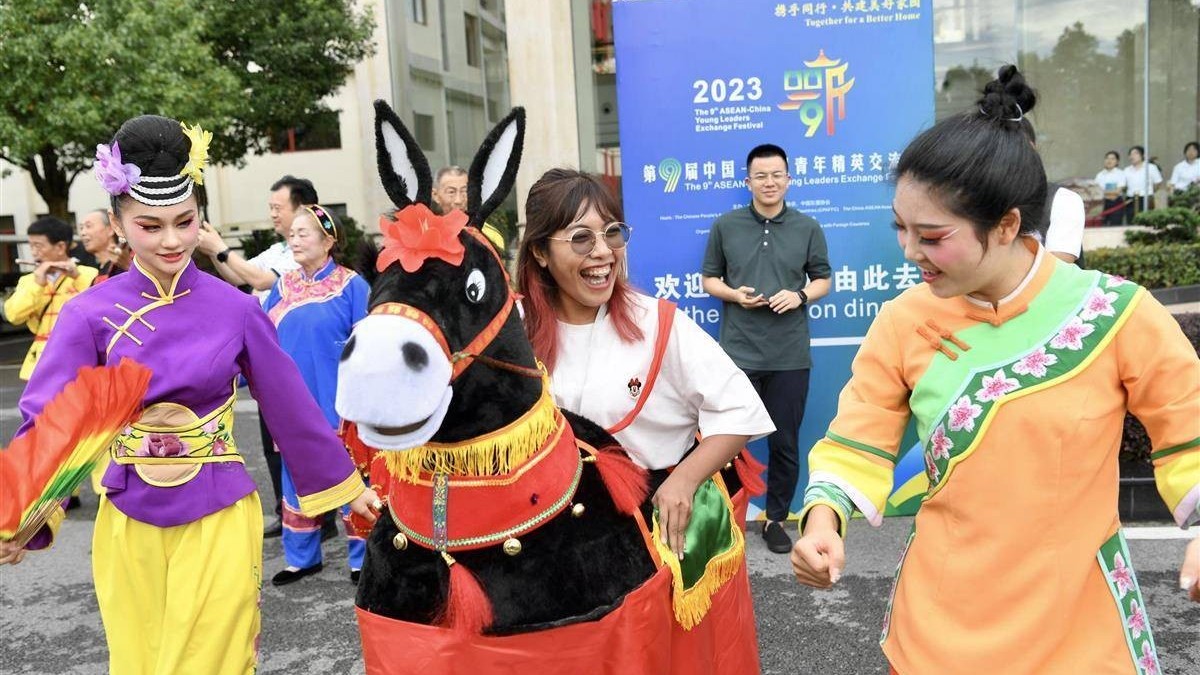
[335,100,762,674]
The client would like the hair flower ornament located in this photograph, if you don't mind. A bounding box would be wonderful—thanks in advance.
[93,142,142,196]
[178,122,212,185]
[377,204,468,273]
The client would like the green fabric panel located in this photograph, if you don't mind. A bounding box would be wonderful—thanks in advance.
[677,477,734,588]
[908,263,1099,440]
[1096,529,1161,672]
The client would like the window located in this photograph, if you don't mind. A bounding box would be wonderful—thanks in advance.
[414,113,436,151]
[270,110,342,153]
[464,13,480,68]
[410,0,427,25]
[0,215,15,235]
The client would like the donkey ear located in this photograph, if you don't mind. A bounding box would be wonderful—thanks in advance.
[466,107,525,228]
[374,100,432,209]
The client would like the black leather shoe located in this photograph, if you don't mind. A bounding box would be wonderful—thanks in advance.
[271,563,324,586]
[762,520,793,554]
[263,518,283,539]
[350,570,361,585]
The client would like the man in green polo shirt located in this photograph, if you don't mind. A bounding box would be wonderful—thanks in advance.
[702,143,831,554]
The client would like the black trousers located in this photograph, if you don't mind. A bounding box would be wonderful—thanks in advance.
[259,413,283,517]
[742,368,810,523]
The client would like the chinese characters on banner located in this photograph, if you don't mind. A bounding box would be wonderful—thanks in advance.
[613,0,934,517]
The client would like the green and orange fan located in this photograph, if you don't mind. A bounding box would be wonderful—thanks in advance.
[1,359,151,547]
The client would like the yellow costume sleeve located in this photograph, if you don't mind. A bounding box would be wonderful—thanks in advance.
[1116,294,1200,528]
[2,274,52,328]
[802,302,911,533]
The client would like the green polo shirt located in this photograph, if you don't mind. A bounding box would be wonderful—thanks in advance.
[701,204,831,371]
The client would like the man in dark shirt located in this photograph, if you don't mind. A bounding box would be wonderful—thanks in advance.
[702,143,831,554]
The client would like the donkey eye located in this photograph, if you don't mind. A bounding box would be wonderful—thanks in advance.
[465,269,486,304]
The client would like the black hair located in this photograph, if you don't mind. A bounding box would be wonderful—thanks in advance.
[1185,141,1199,155]
[1105,150,1121,161]
[28,216,74,247]
[746,144,788,173]
[270,175,320,208]
[107,115,208,216]
[894,65,1046,247]
[1129,145,1145,160]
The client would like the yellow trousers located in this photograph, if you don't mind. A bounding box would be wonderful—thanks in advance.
[93,493,263,675]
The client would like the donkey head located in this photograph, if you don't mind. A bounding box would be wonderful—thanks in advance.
[335,101,532,452]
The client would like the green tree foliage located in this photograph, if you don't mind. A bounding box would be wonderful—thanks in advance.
[0,0,374,218]
[1126,207,1200,245]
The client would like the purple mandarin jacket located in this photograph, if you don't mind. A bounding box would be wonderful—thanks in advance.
[17,258,362,531]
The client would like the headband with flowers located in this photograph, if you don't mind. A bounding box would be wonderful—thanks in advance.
[301,203,340,242]
[94,121,210,206]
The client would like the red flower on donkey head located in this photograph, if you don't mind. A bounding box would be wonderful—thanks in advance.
[377,203,469,273]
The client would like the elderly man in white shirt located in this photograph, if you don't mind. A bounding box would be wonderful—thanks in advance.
[1124,145,1162,219]
[1169,141,1200,193]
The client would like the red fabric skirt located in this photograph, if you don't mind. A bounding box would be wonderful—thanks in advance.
[357,561,760,674]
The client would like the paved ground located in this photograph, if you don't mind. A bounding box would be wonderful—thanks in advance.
[0,339,1197,674]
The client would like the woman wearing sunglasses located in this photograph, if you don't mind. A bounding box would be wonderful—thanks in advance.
[516,168,774,666]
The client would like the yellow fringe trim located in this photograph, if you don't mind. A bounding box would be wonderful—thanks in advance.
[381,381,558,483]
[651,474,747,631]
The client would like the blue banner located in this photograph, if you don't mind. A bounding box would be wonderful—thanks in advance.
[613,0,935,518]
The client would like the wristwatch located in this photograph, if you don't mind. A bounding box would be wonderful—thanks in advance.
[797,289,809,306]
[216,248,231,263]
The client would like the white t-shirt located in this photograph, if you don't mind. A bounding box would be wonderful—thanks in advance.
[1039,188,1084,258]
[1124,163,1162,196]
[550,293,775,469]
[1169,159,1200,191]
[1094,168,1127,195]
[249,241,299,303]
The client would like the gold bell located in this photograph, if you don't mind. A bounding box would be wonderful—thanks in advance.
[392,532,408,550]
[571,503,586,518]
[502,537,522,556]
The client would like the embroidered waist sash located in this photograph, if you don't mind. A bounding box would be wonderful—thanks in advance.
[109,387,240,487]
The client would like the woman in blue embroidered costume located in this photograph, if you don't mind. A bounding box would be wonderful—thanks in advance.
[264,203,371,586]
[0,115,379,675]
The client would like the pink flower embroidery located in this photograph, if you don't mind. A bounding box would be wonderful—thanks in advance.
[1050,316,1095,351]
[139,433,188,458]
[202,418,220,434]
[1012,346,1058,379]
[212,438,228,456]
[975,368,1020,402]
[1127,600,1147,639]
[928,425,953,460]
[924,452,940,483]
[1105,274,1128,289]
[1109,551,1135,597]
[1137,641,1159,675]
[1079,288,1118,321]
[947,396,983,433]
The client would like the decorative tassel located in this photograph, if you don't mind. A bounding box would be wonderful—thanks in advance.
[435,552,493,634]
[589,445,650,515]
[733,450,767,497]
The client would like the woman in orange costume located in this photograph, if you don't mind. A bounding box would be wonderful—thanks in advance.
[791,67,1199,675]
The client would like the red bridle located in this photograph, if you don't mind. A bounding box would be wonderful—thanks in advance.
[369,227,541,381]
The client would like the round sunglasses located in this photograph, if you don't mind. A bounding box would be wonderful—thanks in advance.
[547,222,633,255]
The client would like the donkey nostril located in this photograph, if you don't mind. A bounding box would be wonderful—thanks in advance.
[340,335,357,362]
[402,342,429,371]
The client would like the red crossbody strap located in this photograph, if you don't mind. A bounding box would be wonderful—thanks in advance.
[606,298,676,435]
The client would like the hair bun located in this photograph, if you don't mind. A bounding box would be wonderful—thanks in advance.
[978,65,1037,122]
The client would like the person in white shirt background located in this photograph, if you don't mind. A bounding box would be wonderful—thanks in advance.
[1169,141,1200,193]
[1124,145,1162,220]
[1094,150,1128,225]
